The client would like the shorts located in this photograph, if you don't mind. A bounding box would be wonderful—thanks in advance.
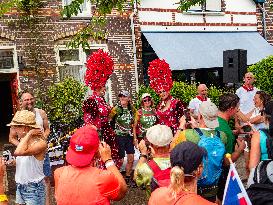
[117,134,135,158]
[43,152,51,177]
[16,180,45,205]
[217,166,229,201]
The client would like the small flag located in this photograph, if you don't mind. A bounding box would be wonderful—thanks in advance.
[222,163,252,205]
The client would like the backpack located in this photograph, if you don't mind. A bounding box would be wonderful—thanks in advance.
[195,128,225,186]
[247,160,273,205]
[148,159,171,192]
[259,129,273,159]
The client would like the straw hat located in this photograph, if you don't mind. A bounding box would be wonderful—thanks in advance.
[7,110,40,129]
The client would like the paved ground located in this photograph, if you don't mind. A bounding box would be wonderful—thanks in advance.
[6,154,248,205]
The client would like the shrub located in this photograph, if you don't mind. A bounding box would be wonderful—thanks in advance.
[136,82,225,108]
[248,55,273,96]
[44,77,87,134]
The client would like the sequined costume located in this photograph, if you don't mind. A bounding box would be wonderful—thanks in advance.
[83,93,122,169]
[157,96,185,133]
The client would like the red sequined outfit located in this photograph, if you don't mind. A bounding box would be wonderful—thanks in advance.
[156,96,185,133]
[83,93,122,169]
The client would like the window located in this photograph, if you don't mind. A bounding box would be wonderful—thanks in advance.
[63,0,92,18]
[189,0,221,12]
[0,46,18,72]
[55,45,107,82]
[55,44,112,104]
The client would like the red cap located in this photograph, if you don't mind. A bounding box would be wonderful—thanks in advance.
[66,126,99,167]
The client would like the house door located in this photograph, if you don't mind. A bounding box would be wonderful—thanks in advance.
[0,74,14,144]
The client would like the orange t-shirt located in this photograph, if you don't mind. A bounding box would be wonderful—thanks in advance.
[149,187,217,205]
[54,165,120,205]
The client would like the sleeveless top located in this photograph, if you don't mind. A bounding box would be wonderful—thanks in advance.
[35,108,44,131]
[15,155,45,184]
[138,108,157,138]
[250,108,266,130]
[259,130,269,160]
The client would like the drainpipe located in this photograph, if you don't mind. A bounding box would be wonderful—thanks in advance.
[258,3,267,40]
[130,0,139,93]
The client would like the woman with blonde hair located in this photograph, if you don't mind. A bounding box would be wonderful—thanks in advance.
[149,142,216,205]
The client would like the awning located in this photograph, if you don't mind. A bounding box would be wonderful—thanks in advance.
[143,32,273,70]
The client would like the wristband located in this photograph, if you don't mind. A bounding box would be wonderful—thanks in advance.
[105,160,115,168]
[0,194,8,202]
[104,158,112,164]
[139,154,148,159]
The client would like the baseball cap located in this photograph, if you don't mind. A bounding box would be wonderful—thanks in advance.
[170,141,207,175]
[66,126,99,167]
[118,90,130,97]
[146,125,173,147]
[141,93,151,99]
[199,101,219,129]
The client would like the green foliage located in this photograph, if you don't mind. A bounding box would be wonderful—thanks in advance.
[208,85,227,106]
[248,55,273,96]
[135,85,160,109]
[136,82,225,108]
[67,16,107,50]
[0,0,43,16]
[62,0,136,49]
[171,82,196,105]
[17,0,43,14]
[44,77,87,131]
[0,0,18,16]
[177,0,205,12]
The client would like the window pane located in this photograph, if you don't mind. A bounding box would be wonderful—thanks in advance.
[206,0,221,11]
[0,50,14,69]
[59,49,79,62]
[59,65,82,81]
[85,49,99,61]
[188,3,202,11]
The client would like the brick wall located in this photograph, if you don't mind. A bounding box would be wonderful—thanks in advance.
[0,0,140,106]
[256,2,273,44]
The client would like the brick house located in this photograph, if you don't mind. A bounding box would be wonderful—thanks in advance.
[0,0,141,141]
[136,0,273,84]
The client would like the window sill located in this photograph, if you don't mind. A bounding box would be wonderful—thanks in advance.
[62,16,92,21]
[183,11,224,16]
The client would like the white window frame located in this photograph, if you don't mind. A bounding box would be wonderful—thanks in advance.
[188,0,221,12]
[54,44,113,105]
[0,46,18,73]
[62,0,92,18]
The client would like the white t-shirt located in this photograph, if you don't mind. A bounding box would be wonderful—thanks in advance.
[236,86,258,114]
[188,97,210,117]
[250,107,266,130]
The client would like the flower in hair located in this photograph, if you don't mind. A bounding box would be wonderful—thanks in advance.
[148,59,173,93]
[85,49,114,90]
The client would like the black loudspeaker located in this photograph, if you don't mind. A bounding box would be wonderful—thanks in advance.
[223,49,247,83]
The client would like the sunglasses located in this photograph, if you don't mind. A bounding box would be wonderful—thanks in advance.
[158,90,166,94]
[143,98,151,102]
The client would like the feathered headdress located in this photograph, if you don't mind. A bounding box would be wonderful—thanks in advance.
[148,59,173,93]
[85,49,114,90]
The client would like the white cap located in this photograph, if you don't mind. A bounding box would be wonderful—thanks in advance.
[141,93,151,99]
[199,101,219,129]
[146,125,173,147]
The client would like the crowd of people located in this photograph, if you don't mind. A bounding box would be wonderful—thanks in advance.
[1,50,273,205]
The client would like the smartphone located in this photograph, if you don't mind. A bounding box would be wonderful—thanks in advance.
[184,109,191,122]
[242,125,252,133]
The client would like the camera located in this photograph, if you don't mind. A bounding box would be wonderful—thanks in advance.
[242,125,252,133]
[184,108,191,122]
[3,150,12,162]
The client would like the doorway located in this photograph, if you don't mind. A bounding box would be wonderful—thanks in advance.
[0,75,14,144]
